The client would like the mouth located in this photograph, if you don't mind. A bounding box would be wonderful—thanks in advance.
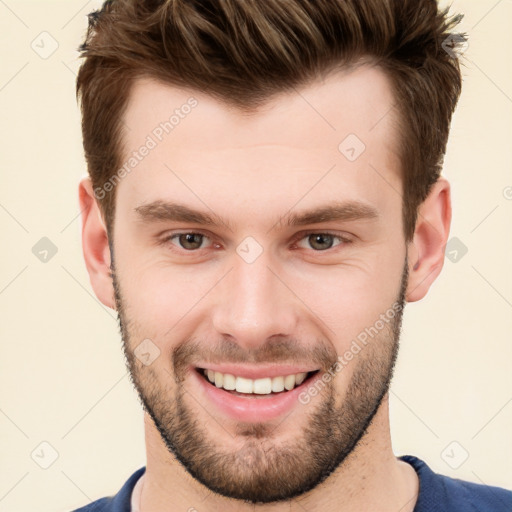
[192,366,323,422]
[194,367,320,398]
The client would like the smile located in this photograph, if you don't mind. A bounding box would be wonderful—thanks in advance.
[197,367,320,395]
[192,366,322,423]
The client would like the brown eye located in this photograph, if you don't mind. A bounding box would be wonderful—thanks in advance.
[163,232,211,251]
[177,233,204,250]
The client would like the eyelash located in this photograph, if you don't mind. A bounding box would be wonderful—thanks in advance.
[160,230,353,254]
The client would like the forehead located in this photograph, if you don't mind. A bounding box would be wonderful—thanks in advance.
[117,64,401,224]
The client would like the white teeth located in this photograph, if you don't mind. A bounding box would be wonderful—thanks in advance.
[284,374,296,391]
[295,373,307,385]
[271,376,285,392]
[235,376,253,393]
[222,373,236,390]
[203,369,310,395]
[253,378,272,394]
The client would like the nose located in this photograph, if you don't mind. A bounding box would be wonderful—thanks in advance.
[211,251,299,351]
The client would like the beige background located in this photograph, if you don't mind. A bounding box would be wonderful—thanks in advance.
[0,1,511,511]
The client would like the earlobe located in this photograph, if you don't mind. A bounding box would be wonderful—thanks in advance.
[79,177,116,310]
[405,177,452,303]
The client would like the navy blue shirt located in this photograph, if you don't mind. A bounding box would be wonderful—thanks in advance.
[72,455,512,511]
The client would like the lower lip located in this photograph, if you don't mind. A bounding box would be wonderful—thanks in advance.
[192,368,320,423]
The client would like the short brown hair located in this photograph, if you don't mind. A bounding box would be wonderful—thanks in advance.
[76,0,466,242]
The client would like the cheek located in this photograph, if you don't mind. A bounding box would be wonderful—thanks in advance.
[117,261,217,334]
[303,280,388,346]
[296,256,403,346]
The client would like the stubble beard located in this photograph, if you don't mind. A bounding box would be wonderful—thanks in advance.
[112,247,409,504]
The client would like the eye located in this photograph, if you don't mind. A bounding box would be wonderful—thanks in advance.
[164,232,214,251]
[294,231,352,251]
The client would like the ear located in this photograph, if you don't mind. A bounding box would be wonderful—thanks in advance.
[78,177,116,310]
[405,177,452,302]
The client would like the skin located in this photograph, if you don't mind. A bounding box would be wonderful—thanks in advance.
[79,63,451,511]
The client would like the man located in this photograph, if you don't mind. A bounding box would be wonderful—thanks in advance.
[73,0,512,511]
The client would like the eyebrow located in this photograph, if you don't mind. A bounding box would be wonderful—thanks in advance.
[134,200,379,231]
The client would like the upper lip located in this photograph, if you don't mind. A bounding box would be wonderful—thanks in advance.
[194,364,319,380]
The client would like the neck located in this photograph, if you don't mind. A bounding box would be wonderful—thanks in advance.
[140,393,419,512]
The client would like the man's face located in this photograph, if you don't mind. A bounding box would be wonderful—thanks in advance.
[111,65,409,503]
